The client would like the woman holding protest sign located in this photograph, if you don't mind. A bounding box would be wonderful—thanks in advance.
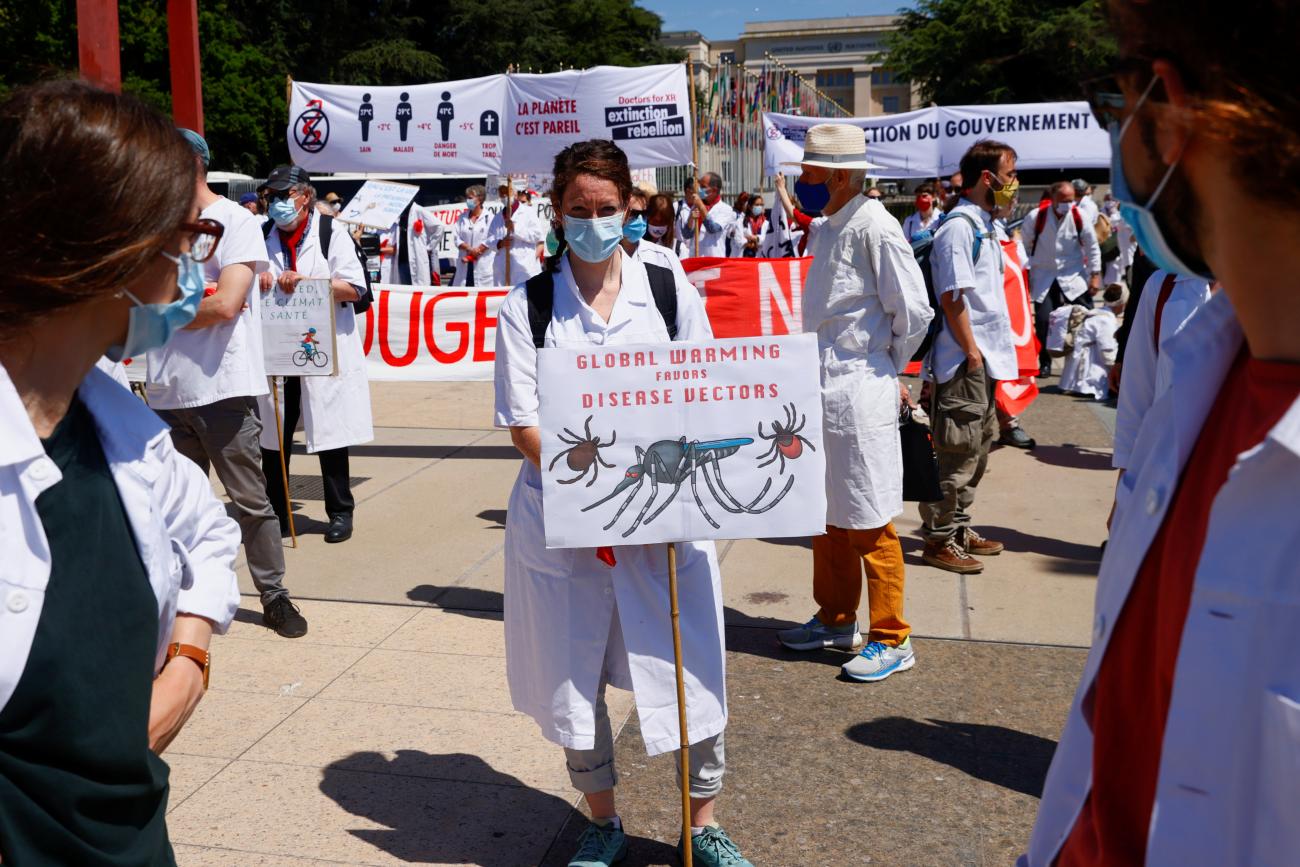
[493,139,752,867]
[0,80,241,864]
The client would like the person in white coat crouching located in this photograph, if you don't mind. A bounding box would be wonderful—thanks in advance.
[493,139,752,867]
[257,166,374,544]
[0,80,241,863]
[1059,283,1126,399]
[772,124,935,683]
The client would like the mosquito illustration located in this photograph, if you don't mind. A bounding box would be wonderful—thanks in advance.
[583,436,795,538]
[549,415,617,487]
[756,403,816,474]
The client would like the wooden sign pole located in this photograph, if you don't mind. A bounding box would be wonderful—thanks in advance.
[667,541,693,867]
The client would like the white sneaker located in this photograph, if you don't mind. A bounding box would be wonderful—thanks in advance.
[842,637,915,682]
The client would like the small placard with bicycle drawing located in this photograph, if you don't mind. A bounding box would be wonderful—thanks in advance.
[537,334,827,548]
[260,277,338,376]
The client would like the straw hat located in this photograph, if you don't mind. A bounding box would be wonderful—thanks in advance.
[782,123,879,170]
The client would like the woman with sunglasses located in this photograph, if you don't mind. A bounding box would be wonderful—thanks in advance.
[0,81,241,865]
[1027,2,1300,865]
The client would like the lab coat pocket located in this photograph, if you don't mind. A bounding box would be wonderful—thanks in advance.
[1254,690,1300,861]
[933,363,987,454]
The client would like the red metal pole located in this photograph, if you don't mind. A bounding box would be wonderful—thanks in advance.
[167,0,204,134]
[76,0,121,92]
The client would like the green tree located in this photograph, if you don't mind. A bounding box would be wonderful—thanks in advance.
[882,0,1116,106]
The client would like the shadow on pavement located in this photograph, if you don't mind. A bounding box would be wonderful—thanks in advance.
[407,585,505,615]
[478,508,508,529]
[755,535,813,549]
[1029,444,1114,471]
[346,443,522,461]
[845,717,1055,798]
[973,525,1102,565]
[319,750,567,865]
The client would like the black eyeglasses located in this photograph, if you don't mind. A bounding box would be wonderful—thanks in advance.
[627,208,646,220]
[1080,56,1158,128]
[179,218,224,262]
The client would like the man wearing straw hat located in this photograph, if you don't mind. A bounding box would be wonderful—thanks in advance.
[775,123,935,682]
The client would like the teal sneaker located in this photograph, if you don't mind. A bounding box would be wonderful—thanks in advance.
[776,615,861,651]
[569,819,628,866]
[842,636,915,682]
[678,823,753,866]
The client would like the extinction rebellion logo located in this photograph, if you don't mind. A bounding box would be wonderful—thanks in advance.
[294,99,330,153]
[604,99,685,141]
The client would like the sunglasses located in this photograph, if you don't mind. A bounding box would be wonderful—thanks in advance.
[179,218,224,263]
[627,208,646,220]
[266,188,299,203]
[1080,56,1158,128]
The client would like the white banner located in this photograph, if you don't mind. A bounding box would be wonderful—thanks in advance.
[338,179,419,229]
[262,278,337,375]
[288,76,506,173]
[359,283,508,381]
[537,334,826,547]
[503,64,694,173]
[763,102,1110,178]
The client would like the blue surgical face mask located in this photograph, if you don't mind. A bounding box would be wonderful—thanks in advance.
[465,198,478,211]
[564,212,626,263]
[268,195,301,228]
[1109,77,1212,279]
[106,250,205,361]
[622,215,647,244]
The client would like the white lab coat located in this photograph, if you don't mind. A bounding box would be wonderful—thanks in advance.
[492,251,727,757]
[804,196,934,530]
[731,214,769,257]
[489,202,546,286]
[679,199,736,259]
[405,205,437,286]
[1112,272,1213,470]
[1024,290,1300,865]
[0,363,241,714]
[1021,205,1102,302]
[257,211,374,454]
[1101,209,1137,286]
[452,209,496,286]
[1059,308,1118,400]
[901,209,940,241]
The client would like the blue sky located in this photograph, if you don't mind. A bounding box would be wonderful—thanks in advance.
[640,0,914,41]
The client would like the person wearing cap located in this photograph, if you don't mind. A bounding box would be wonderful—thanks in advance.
[489,186,546,286]
[323,191,342,216]
[774,123,934,683]
[238,191,266,224]
[918,140,1020,575]
[1071,178,1100,226]
[256,165,374,545]
[145,132,307,639]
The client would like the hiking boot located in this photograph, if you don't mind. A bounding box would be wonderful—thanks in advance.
[923,537,984,574]
[960,526,1004,556]
[569,819,627,867]
[776,616,861,651]
[679,823,753,867]
[998,426,1036,449]
[262,596,309,638]
[842,637,916,682]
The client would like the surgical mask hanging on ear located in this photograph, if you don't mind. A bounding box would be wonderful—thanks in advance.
[564,212,626,263]
[106,251,205,361]
[1110,76,1213,279]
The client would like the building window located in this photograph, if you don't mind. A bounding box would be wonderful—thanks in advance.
[816,70,853,89]
[882,96,900,114]
[718,51,736,64]
[872,69,901,86]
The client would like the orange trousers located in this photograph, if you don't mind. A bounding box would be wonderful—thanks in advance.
[813,522,910,646]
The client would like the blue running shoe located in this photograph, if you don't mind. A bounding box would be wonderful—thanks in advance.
[777,615,861,651]
[679,823,753,867]
[842,637,915,682]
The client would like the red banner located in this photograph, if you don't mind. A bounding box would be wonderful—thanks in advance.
[995,238,1040,417]
[681,256,813,338]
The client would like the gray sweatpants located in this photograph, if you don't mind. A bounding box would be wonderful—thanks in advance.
[157,396,288,604]
[563,682,725,800]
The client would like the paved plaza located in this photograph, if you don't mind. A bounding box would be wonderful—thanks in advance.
[165,375,1114,866]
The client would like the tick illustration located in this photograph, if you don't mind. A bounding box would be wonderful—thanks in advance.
[550,416,617,486]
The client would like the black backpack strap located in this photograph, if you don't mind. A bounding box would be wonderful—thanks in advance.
[644,263,678,340]
[524,270,555,349]
[318,213,333,258]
